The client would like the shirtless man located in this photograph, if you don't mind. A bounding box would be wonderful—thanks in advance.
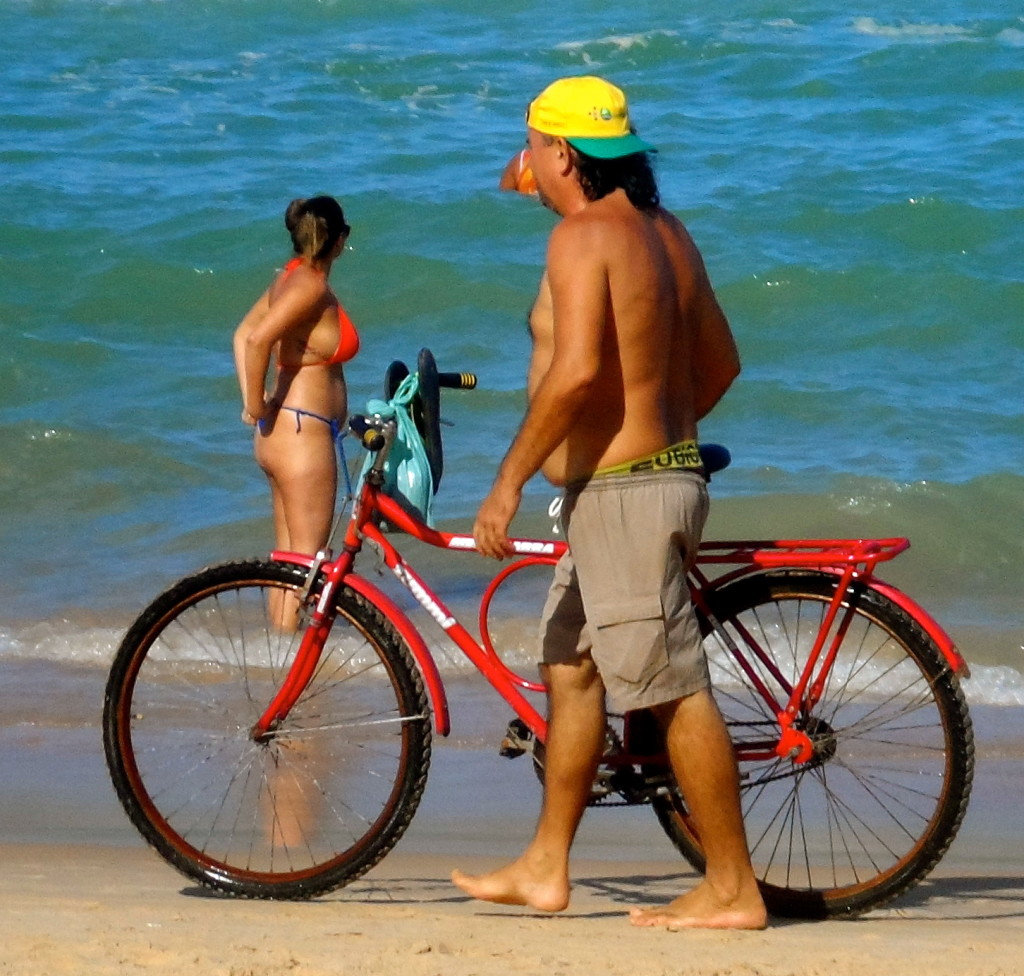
[452,76,767,930]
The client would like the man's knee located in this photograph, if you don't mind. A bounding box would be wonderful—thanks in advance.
[543,654,603,699]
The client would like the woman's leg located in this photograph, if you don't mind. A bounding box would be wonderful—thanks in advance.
[273,450,337,555]
[255,420,338,629]
[265,471,292,551]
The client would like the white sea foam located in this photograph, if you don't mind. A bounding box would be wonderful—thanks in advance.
[555,30,678,53]
[996,27,1024,46]
[1,622,124,668]
[852,18,974,41]
[5,618,1021,708]
[961,664,1024,707]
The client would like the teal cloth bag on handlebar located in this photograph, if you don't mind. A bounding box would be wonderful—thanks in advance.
[357,371,435,528]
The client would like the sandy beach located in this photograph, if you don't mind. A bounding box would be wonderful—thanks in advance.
[2,684,1024,976]
[4,839,1024,976]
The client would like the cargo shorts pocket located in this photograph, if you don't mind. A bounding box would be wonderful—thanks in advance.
[589,594,668,685]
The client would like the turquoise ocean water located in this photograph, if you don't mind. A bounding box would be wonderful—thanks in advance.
[1,1,1022,704]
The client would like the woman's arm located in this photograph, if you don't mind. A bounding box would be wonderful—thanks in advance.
[234,273,325,421]
[233,290,271,423]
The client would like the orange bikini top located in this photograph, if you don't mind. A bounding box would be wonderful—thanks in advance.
[277,257,360,369]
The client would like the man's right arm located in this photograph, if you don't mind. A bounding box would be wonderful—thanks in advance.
[692,280,740,421]
[473,218,607,558]
[663,210,740,422]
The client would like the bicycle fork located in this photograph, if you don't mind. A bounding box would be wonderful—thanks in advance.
[251,551,349,742]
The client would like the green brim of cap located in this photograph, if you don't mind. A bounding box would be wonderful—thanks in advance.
[565,133,658,159]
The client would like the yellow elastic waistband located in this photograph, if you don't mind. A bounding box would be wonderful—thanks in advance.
[593,440,703,478]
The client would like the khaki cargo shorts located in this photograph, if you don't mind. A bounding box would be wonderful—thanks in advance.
[538,469,710,712]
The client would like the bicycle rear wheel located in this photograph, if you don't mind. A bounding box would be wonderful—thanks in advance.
[103,559,431,899]
[652,570,973,919]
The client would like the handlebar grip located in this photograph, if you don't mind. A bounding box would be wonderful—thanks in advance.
[348,415,386,451]
[437,371,477,390]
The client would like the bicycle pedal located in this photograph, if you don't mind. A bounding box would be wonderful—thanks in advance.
[499,717,533,759]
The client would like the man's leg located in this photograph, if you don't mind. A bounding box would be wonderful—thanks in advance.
[631,688,767,929]
[451,653,606,911]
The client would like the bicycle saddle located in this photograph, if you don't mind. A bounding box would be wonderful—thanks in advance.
[698,443,731,478]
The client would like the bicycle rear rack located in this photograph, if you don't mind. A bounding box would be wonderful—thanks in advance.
[697,537,910,574]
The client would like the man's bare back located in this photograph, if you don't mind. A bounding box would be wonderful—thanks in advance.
[527,195,736,487]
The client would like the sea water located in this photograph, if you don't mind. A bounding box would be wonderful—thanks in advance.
[1,0,1021,710]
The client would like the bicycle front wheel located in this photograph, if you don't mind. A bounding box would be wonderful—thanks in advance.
[652,570,973,919]
[103,560,431,899]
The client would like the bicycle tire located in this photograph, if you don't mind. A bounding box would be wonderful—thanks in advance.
[103,559,432,899]
[650,569,973,919]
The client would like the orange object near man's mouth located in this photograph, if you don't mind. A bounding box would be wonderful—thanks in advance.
[499,148,537,196]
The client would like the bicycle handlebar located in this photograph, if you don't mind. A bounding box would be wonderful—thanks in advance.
[438,372,477,390]
[348,363,476,453]
[348,414,386,451]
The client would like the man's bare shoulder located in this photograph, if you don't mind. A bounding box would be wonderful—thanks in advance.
[549,194,650,263]
[550,199,618,242]
[651,206,701,251]
[649,207,713,291]
[545,209,615,284]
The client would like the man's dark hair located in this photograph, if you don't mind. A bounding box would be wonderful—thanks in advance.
[571,148,660,210]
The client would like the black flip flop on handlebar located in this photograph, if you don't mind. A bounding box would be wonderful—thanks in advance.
[379,348,477,495]
[360,348,478,493]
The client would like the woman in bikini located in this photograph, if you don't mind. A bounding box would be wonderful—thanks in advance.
[233,196,359,583]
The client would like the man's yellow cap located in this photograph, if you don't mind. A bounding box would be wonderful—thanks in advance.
[526,76,657,159]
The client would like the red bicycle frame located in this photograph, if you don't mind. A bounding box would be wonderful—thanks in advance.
[252,465,969,767]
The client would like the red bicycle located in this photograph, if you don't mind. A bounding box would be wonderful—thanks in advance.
[103,356,974,919]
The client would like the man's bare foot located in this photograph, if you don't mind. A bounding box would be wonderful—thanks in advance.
[629,880,767,931]
[451,855,570,913]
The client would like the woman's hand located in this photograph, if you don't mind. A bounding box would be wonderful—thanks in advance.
[242,395,278,426]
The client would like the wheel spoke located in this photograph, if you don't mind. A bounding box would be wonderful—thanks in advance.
[104,561,431,898]
[653,570,973,918]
